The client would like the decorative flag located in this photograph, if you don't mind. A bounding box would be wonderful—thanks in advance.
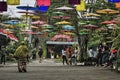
[108,0,120,3]
[39,6,49,12]
[36,0,50,6]
[0,1,7,12]
[76,0,86,11]
[68,0,80,5]
[7,0,20,5]
[115,2,120,8]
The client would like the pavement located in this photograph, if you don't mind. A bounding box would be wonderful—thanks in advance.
[0,59,84,67]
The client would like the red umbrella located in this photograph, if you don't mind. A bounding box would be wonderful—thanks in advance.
[8,34,18,42]
[82,24,99,30]
[100,20,118,24]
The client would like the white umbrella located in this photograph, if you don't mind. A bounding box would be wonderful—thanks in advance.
[55,6,74,10]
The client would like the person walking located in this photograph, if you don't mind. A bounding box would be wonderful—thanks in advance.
[38,46,43,63]
[96,46,103,67]
[0,46,6,65]
[14,41,28,72]
[62,48,69,65]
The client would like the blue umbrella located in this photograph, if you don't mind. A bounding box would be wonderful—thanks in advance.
[16,6,39,11]
[3,20,19,25]
[62,25,75,30]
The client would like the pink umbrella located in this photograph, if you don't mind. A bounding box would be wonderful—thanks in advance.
[51,34,72,41]
[31,20,46,25]
[52,16,71,19]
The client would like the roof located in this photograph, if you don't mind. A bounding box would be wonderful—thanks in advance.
[46,41,78,45]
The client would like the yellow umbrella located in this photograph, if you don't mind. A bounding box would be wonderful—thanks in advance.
[82,13,100,17]
[21,14,34,18]
[31,25,38,28]
[96,8,119,14]
[63,32,75,35]
[31,15,40,19]
[55,21,71,25]
[0,23,14,28]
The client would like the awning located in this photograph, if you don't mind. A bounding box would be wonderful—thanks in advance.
[46,41,78,45]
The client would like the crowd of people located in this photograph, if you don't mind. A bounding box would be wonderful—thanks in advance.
[0,40,119,72]
[87,43,118,67]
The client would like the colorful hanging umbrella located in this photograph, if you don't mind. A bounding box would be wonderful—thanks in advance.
[96,8,119,14]
[62,25,75,30]
[63,32,75,35]
[52,16,71,19]
[100,20,118,24]
[82,13,100,17]
[17,11,36,14]
[16,6,39,11]
[55,6,74,10]
[31,20,46,25]
[51,34,72,41]
[82,24,99,30]
[52,11,65,16]
[55,21,71,25]
[31,26,38,29]
[8,34,18,42]
[3,20,19,25]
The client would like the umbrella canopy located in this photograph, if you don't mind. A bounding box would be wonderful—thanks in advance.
[100,20,118,24]
[55,21,71,25]
[17,11,36,14]
[8,34,18,42]
[107,24,119,29]
[52,16,71,19]
[96,8,119,14]
[51,34,72,41]
[0,23,14,28]
[62,25,75,30]
[82,13,100,17]
[31,20,46,25]
[3,20,19,25]
[82,24,99,30]
[52,11,65,16]
[63,32,75,35]
[55,6,74,10]
[16,6,39,11]
[0,28,18,41]
[31,26,38,29]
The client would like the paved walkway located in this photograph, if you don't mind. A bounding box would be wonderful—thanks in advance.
[0,59,84,67]
[0,59,63,67]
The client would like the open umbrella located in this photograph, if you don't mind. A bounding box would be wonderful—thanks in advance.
[3,20,19,25]
[55,21,71,25]
[82,24,99,30]
[51,34,72,41]
[96,8,119,14]
[100,20,118,24]
[52,16,71,19]
[31,20,46,25]
[16,6,38,11]
[62,25,75,30]
[54,6,74,10]
[52,11,65,16]
[17,11,37,15]
[82,13,100,17]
